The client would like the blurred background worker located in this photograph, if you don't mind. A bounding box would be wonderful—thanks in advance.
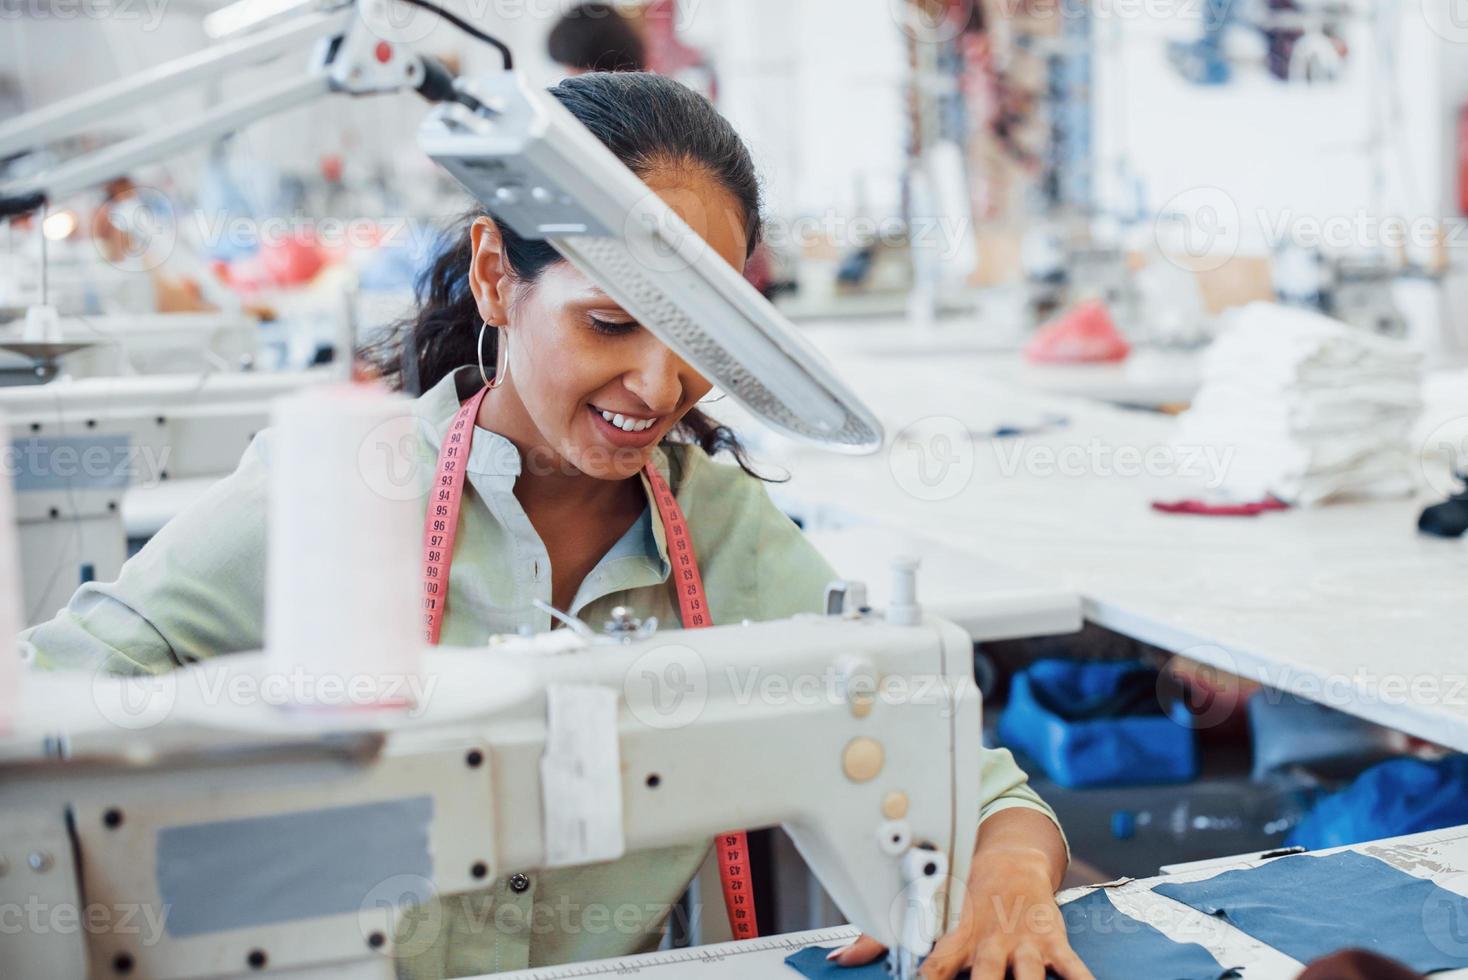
[547,1,648,74]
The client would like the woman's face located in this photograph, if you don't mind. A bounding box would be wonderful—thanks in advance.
[470,166,748,481]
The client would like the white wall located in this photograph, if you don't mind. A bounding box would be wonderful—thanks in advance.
[680,0,909,221]
[1096,6,1418,249]
[1091,2,1468,352]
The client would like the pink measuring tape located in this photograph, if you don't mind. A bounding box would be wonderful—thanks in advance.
[420,386,759,941]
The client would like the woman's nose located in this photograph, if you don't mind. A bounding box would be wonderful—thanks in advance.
[624,344,688,413]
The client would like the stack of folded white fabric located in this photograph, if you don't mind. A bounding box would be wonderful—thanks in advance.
[1173,302,1423,506]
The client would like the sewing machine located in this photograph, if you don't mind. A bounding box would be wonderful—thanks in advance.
[0,313,263,383]
[0,591,981,979]
[0,370,330,624]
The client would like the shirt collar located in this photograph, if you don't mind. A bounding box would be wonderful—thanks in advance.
[417,365,673,581]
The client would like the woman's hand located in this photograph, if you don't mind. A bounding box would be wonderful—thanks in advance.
[828,810,1094,980]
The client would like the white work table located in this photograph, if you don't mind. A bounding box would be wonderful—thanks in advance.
[488,824,1468,979]
[732,346,1468,751]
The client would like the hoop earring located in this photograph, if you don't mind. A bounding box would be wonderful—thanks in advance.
[479,320,507,390]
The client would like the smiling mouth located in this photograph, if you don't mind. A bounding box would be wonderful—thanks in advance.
[590,404,662,433]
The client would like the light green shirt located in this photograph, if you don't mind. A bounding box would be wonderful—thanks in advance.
[21,365,1062,978]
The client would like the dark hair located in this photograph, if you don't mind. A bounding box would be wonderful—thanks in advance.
[547,2,646,72]
[366,72,773,481]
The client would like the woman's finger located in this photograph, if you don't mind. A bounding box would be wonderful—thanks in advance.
[915,932,974,980]
[968,947,1011,980]
[826,933,887,968]
[1047,944,1097,980]
[1012,945,1048,980]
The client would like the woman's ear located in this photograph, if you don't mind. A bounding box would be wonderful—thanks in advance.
[468,216,514,326]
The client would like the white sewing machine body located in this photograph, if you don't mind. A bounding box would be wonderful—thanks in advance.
[0,370,330,624]
[1,610,981,979]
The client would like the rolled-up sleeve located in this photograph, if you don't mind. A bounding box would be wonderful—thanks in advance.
[976,744,1069,859]
[21,432,273,676]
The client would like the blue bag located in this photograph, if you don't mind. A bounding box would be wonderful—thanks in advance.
[998,660,1197,788]
[1286,754,1468,850]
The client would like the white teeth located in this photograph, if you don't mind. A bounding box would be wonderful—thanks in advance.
[596,407,658,433]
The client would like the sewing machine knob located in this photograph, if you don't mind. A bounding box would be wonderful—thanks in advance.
[882,792,909,820]
[878,819,912,856]
[842,736,884,782]
[834,655,878,717]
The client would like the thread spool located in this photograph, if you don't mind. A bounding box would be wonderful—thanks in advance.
[886,556,921,627]
[264,384,423,710]
[0,410,21,732]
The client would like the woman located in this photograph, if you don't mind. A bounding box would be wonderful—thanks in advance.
[21,72,1090,980]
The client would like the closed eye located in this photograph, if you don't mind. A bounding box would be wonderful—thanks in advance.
[588,315,639,336]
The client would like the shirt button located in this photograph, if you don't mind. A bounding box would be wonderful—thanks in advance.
[509,873,531,893]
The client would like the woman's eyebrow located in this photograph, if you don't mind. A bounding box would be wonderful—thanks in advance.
[575,292,632,312]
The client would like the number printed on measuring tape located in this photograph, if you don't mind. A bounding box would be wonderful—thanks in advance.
[419,387,490,646]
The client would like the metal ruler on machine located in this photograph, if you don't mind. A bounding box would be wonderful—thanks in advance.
[484,926,861,979]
